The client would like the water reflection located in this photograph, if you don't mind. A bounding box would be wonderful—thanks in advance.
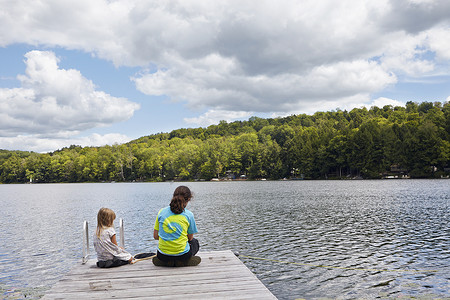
[0,180,449,299]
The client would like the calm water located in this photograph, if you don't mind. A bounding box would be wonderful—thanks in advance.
[0,180,449,299]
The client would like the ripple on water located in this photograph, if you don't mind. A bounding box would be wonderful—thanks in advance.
[1,180,449,300]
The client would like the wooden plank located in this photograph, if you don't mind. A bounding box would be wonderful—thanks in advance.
[63,251,242,276]
[43,286,273,300]
[43,250,276,299]
[55,264,253,282]
[51,269,255,286]
[62,264,245,278]
[45,272,262,292]
[44,281,269,298]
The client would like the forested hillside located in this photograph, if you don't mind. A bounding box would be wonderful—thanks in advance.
[1,101,449,183]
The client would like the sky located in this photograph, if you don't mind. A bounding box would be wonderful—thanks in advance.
[1,0,450,153]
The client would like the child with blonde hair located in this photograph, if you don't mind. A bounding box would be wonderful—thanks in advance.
[93,207,133,268]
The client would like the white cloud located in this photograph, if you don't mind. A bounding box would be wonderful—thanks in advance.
[0,133,132,153]
[126,0,448,120]
[0,50,139,137]
[270,93,376,117]
[368,97,405,108]
[381,0,450,33]
[379,31,436,76]
[184,110,254,127]
[426,27,450,61]
[1,0,450,131]
[135,56,396,113]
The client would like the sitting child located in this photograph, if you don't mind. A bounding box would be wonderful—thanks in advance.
[152,186,201,267]
[93,207,133,268]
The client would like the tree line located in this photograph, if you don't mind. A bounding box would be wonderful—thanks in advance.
[0,101,449,183]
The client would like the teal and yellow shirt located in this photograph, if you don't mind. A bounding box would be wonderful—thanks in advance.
[154,206,198,256]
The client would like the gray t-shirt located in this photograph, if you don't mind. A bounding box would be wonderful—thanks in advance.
[93,226,132,261]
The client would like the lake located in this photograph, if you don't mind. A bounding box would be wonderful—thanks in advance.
[0,180,449,299]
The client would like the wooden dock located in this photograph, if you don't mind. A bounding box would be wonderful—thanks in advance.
[42,250,276,299]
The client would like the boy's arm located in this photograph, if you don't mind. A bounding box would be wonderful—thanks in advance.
[187,233,194,241]
[153,229,159,240]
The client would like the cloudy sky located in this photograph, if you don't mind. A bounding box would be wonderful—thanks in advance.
[1,0,450,152]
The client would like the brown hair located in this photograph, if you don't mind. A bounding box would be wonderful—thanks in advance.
[170,186,192,214]
[96,207,116,237]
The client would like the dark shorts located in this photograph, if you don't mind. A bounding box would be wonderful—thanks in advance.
[96,257,130,268]
[157,238,200,262]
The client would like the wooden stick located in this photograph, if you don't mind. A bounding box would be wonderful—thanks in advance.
[132,254,156,264]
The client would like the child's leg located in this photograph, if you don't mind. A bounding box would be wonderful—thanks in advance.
[173,240,201,267]
[97,258,130,268]
[111,258,130,267]
[156,251,176,265]
[188,238,200,256]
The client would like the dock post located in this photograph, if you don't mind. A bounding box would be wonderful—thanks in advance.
[119,218,125,248]
[82,221,89,264]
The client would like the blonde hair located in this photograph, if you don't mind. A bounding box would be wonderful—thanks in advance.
[96,207,116,237]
